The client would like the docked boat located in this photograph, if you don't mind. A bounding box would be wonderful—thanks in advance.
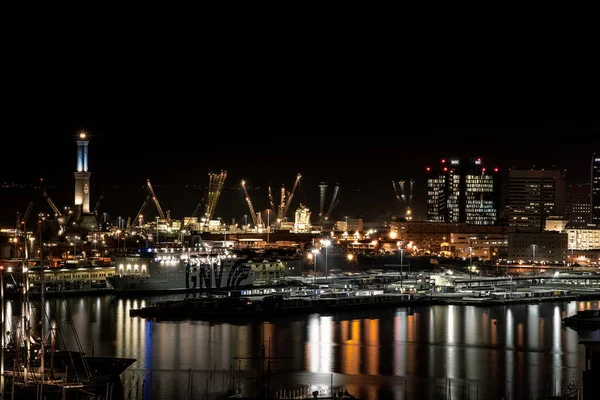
[106,244,256,293]
[562,309,600,330]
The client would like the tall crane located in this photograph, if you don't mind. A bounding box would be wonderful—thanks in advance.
[393,179,415,220]
[41,190,62,217]
[324,183,340,220]
[204,170,227,221]
[93,191,105,215]
[319,183,328,225]
[132,193,151,229]
[280,173,301,221]
[268,185,276,212]
[20,201,34,230]
[146,179,166,220]
[241,180,258,227]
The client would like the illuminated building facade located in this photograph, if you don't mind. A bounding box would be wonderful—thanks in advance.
[294,203,311,233]
[565,183,591,227]
[508,169,566,232]
[426,158,499,225]
[592,153,600,225]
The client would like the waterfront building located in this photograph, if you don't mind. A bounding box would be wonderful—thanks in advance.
[566,183,591,227]
[566,225,600,251]
[390,220,514,253]
[334,217,364,233]
[508,168,566,232]
[426,158,500,225]
[592,153,600,224]
[545,216,569,232]
[507,231,568,264]
[446,232,508,262]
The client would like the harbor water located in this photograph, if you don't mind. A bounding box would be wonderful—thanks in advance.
[5,294,599,399]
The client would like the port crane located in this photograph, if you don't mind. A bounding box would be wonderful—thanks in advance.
[241,179,259,227]
[277,173,301,223]
[133,193,151,228]
[324,183,340,221]
[146,179,166,221]
[268,185,276,212]
[204,170,227,221]
[392,179,414,220]
[41,189,62,218]
[93,191,104,216]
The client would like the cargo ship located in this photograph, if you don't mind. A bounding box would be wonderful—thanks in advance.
[106,245,256,293]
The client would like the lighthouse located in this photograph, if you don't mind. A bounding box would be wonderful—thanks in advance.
[72,132,97,230]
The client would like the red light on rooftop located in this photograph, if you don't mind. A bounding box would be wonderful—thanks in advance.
[494,167,499,172]
[482,168,486,172]
[426,167,431,171]
[441,159,446,163]
[443,167,448,171]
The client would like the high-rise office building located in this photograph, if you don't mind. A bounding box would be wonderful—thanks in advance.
[566,183,591,227]
[426,158,500,225]
[508,168,566,232]
[592,153,600,225]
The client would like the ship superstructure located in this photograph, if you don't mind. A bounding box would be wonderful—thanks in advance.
[107,244,255,293]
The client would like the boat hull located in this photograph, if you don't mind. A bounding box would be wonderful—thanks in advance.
[108,251,256,293]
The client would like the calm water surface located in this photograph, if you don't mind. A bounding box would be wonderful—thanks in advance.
[7,295,600,400]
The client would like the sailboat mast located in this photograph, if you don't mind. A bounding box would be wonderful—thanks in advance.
[38,219,45,384]
[22,231,31,379]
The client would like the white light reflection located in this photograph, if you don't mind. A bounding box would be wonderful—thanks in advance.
[527,304,541,397]
[447,305,455,344]
[505,309,514,397]
[445,306,457,383]
[307,315,333,373]
[428,310,435,378]
[552,306,562,392]
[393,311,407,377]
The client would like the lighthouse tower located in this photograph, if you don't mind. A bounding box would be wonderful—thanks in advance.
[73,132,97,230]
[74,132,91,213]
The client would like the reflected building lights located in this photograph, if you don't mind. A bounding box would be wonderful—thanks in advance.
[393,312,407,377]
[307,316,333,373]
[339,320,360,375]
[445,306,457,380]
[527,305,541,397]
[505,308,514,398]
[552,306,562,390]
[364,319,379,376]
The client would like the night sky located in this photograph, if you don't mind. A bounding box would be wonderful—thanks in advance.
[2,4,598,226]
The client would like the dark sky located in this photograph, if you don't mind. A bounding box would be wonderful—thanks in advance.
[2,4,599,226]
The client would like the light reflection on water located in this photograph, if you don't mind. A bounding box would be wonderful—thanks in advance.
[7,295,600,400]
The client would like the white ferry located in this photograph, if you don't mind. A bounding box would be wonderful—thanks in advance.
[106,245,256,293]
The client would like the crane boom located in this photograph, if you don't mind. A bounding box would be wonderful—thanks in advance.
[133,194,151,229]
[281,173,301,219]
[241,180,258,226]
[41,190,62,217]
[268,185,276,212]
[93,192,105,215]
[21,201,34,229]
[146,179,166,220]
[204,170,227,220]
[325,183,340,219]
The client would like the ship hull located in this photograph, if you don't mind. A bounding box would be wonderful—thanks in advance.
[108,251,256,293]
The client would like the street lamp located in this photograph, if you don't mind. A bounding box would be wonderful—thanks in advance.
[321,239,331,279]
[532,244,537,275]
[469,246,473,279]
[399,247,405,288]
[311,248,320,297]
